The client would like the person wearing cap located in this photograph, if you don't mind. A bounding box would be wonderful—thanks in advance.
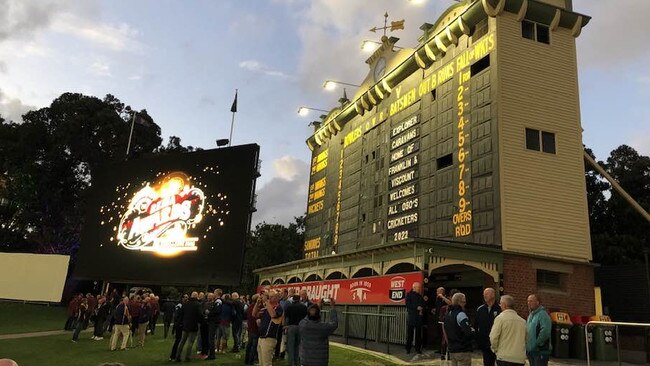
[299,298,338,366]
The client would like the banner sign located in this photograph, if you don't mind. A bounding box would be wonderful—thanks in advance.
[257,272,424,305]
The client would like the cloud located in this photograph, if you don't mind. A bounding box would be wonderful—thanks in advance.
[575,0,650,68]
[272,156,302,180]
[89,60,112,77]
[252,156,309,225]
[0,0,60,42]
[51,13,142,52]
[239,60,290,79]
[0,1,141,52]
[288,1,457,90]
[0,88,35,123]
[0,61,6,73]
[639,76,650,86]
[629,134,650,157]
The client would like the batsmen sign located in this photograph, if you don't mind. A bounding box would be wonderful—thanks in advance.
[75,145,260,286]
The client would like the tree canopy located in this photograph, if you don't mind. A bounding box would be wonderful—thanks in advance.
[239,217,305,294]
[586,145,649,264]
[0,92,194,254]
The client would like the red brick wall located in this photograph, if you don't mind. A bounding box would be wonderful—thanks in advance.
[502,254,595,317]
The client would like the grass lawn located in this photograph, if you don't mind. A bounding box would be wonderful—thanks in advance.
[0,301,67,335]
[0,302,399,365]
[0,331,398,366]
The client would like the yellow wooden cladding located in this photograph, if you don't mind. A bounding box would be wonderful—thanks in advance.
[496,12,592,261]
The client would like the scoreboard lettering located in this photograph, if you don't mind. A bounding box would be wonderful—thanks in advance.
[387,115,421,242]
[390,141,419,163]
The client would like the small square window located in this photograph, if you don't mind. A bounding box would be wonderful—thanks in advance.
[522,20,535,40]
[541,131,556,154]
[525,128,540,151]
[536,24,550,44]
[436,153,453,170]
[537,269,563,289]
[471,55,490,76]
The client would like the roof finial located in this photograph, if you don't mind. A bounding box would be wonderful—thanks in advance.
[368,11,405,41]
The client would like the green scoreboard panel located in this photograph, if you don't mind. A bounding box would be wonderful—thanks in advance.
[304,33,498,258]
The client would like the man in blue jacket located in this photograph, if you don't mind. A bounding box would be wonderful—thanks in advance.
[526,294,552,366]
[475,288,501,366]
[443,292,474,366]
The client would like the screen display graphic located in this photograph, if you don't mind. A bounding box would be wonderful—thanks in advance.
[75,144,260,286]
[117,172,206,256]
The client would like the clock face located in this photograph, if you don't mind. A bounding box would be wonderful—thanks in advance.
[374,57,386,82]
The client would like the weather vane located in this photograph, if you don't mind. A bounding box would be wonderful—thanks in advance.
[369,12,405,39]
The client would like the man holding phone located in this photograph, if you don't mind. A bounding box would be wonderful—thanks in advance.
[253,292,284,366]
[299,297,338,366]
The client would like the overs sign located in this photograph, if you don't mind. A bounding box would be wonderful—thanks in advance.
[257,272,424,305]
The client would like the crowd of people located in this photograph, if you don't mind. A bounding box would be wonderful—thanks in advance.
[406,284,552,366]
[66,283,553,366]
[64,287,339,366]
[65,290,160,346]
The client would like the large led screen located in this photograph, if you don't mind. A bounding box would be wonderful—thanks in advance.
[75,144,260,286]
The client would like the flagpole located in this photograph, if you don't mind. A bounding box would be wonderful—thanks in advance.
[126,111,137,157]
[229,111,235,147]
[229,89,237,147]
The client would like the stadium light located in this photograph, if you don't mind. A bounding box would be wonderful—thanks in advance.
[323,80,361,91]
[297,106,329,117]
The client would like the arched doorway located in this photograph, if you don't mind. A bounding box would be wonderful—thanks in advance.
[425,263,497,351]
[351,267,379,278]
[325,271,347,280]
[385,262,422,274]
[287,276,302,284]
[428,264,495,315]
[273,278,285,285]
[304,274,323,282]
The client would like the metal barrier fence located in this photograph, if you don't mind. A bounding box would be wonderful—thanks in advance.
[321,306,406,354]
[585,321,650,366]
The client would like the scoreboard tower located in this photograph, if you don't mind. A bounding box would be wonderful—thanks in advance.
[258,0,595,317]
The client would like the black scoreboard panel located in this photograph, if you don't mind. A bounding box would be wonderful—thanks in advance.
[304,33,499,258]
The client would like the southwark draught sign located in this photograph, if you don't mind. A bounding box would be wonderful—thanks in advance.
[257,272,424,305]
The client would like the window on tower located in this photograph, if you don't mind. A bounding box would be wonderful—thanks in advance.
[525,128,556,154]
[521,20,551,44]
[541,131,556,154]
[522,20,535,40]
[525,128,541,151]
[537,24,550,44]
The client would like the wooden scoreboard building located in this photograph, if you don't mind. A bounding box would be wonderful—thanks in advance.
[256,0,595,338]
